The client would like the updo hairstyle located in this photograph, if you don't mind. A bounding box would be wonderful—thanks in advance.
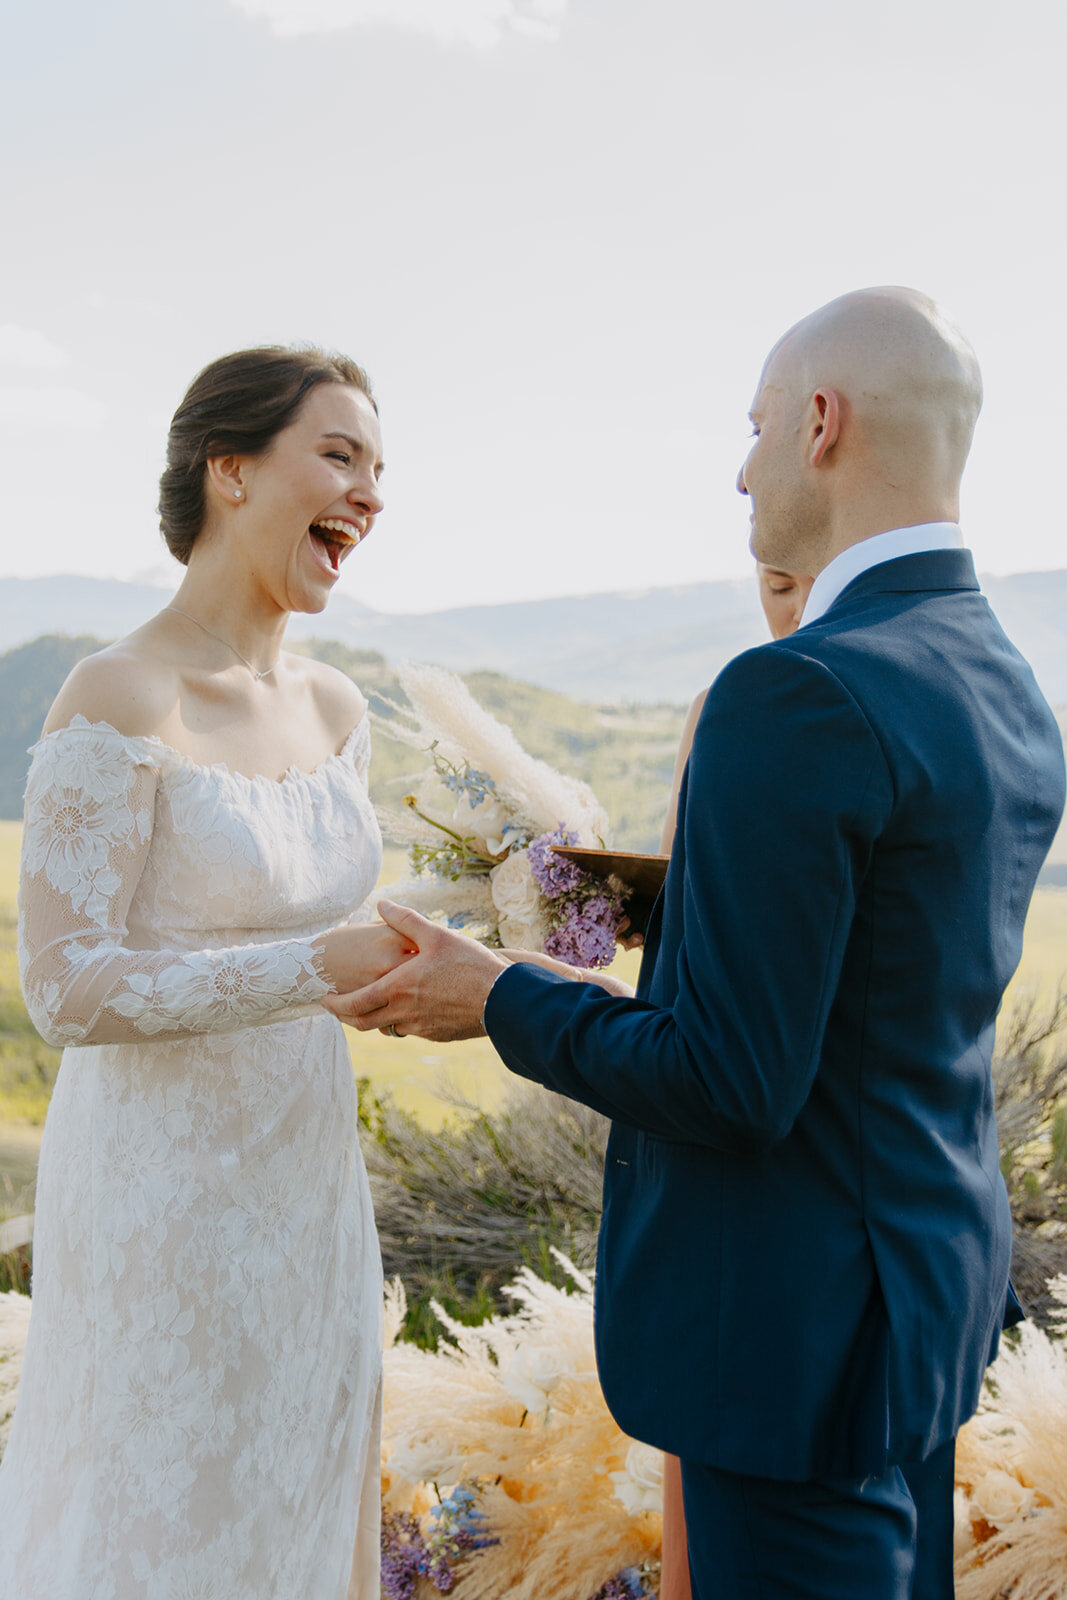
[158,345,376,564]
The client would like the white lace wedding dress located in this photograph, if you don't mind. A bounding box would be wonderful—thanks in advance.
[0,715,384,1599]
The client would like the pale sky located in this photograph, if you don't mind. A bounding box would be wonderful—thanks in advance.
[1,0,1063,613]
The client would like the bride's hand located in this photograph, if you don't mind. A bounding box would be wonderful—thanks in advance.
[498,948,635,998]
[316,922,417,996]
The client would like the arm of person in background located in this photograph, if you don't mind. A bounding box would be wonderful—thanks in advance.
[656,560,811,857]
[660,691,707,855]
[497,947,634,996]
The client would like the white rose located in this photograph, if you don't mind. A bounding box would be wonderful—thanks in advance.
[971,1468,1034,1528]
[498,915,547,952]
[490,854,547,950]
[386,1428,463,1486]
[610,1441,664,1516]
[452,793,512,856]
[501,1344,572,1414]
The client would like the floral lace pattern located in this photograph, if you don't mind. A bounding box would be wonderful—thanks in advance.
[0,717,385,1599]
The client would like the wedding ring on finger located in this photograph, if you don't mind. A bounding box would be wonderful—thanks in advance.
[385,1024,402,1038]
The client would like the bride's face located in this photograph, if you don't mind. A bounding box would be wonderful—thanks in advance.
[757,564,812,639]
[223,382,385,613]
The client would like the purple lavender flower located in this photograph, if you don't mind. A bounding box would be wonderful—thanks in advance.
[380,1511,426,1600]
[526,828,584,899]
[587,1569,655,1600]
[544,891,623,969]
[382,1484,497,1598]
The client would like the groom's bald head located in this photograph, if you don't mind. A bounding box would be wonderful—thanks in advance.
[771,286,982,476]
[740,287,983,574]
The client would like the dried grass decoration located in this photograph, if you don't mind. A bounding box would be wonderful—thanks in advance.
[956,1272,1067,1597]
[381,1250,662,1600]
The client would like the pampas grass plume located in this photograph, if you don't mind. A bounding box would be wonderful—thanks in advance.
[955,1276,1067,1597]
[374,664,610,845]
[382,1251,660,1599]
[371,874,497,926]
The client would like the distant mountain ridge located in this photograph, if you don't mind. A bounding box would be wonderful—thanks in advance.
[4,568,1067,706]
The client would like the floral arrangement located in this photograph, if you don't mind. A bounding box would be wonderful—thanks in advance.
[380,1250,662,1600]
[381,1485,495,1596]
[953,1271,1067,1596]
[373,665,626,967]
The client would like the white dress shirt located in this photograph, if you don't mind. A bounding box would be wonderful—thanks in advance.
[801,522,965,628]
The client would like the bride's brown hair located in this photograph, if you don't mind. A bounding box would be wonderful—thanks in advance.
[158,345,376,564]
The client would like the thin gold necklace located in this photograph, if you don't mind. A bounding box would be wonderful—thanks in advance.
[166,606,277,681]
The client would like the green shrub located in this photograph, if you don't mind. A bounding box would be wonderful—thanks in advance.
[357,1077,605,1347]
[995,988,1067,1322]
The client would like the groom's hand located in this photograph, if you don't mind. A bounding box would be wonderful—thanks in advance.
[322,901,509,1042]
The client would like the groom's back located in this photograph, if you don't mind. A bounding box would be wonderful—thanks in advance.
[794,562,1063,1031]
[607,548,1065,1480]
[775,555,1064,1460]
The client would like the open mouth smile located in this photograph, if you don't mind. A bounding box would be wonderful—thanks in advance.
[309,518,364,573]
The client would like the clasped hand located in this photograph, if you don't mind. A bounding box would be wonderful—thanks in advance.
[319,901,509,1041]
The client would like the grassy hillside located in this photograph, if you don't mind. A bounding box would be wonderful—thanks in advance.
[0,635,103,817]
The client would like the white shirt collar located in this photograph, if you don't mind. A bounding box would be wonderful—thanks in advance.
[801,522,964,628]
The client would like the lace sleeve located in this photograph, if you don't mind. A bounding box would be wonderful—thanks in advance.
[342,719,377,926]
[17,724,332,1047]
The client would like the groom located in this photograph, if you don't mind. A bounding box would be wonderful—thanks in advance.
[330,288,1066,1597]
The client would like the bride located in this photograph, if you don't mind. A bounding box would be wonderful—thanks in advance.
[0,347,409,1598]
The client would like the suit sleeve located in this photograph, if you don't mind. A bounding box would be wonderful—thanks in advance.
[484,646,893,1153]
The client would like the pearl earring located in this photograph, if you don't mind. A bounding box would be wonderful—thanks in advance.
[233,489,243,500]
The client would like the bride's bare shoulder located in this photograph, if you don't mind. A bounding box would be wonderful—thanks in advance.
[297,653,368,741]
[42,624,180,738]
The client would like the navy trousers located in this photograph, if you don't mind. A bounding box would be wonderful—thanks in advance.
[680,1439,956,1599]
[900,1441,957,1600]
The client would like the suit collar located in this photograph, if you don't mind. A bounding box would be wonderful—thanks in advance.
[803,523,964,625]
[816,548,980,620]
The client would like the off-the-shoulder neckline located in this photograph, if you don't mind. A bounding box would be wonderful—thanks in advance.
[33,713,370,787]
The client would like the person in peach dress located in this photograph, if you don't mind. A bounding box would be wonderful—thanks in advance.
[657,561,813,1600]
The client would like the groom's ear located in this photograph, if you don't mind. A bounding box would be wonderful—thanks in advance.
[807,388,842,466]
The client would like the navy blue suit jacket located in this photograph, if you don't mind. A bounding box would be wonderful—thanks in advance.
[485,550,1065,1481]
